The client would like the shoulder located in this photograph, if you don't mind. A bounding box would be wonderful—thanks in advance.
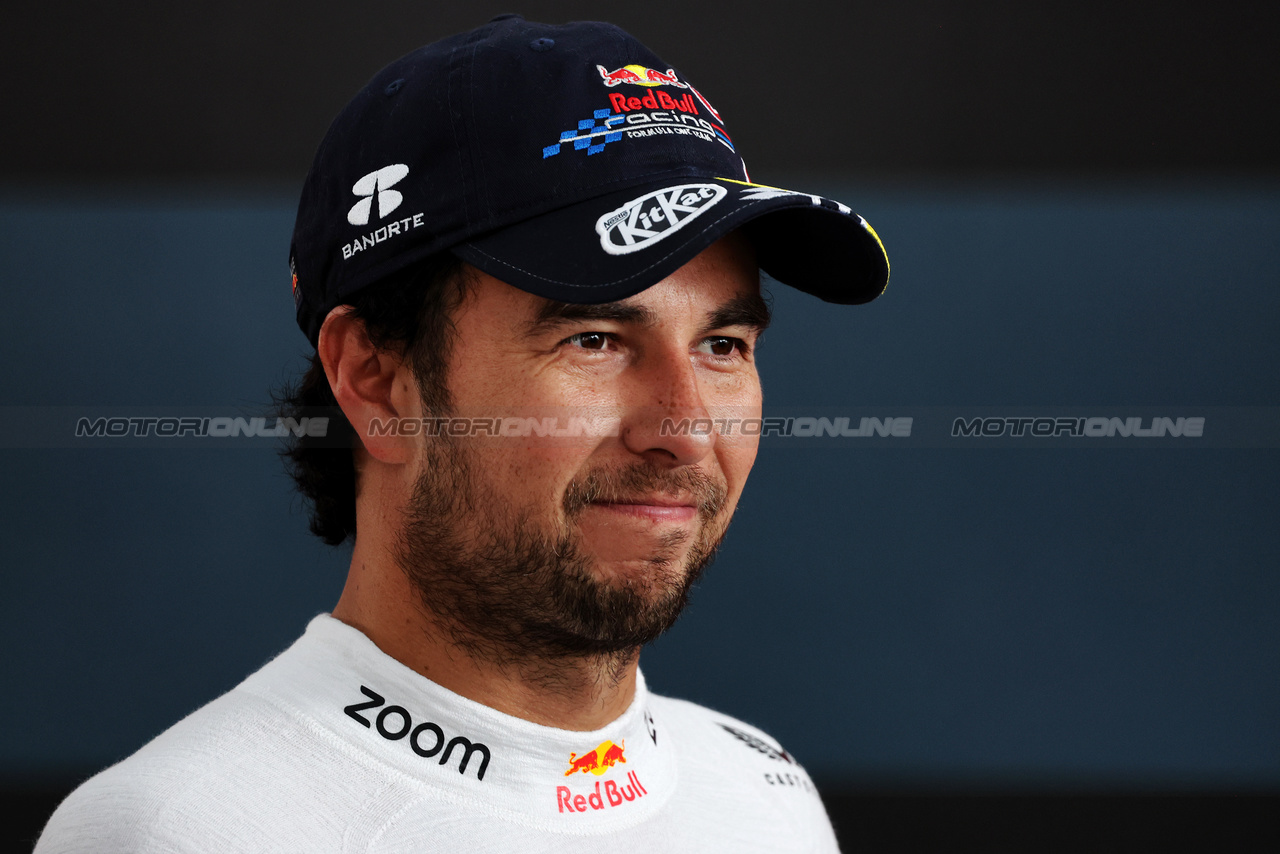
[35,686,356,853]
[650,693,812,783]
[646,692,839,849]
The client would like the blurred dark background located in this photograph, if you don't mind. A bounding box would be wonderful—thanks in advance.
[3,0,1278,180]
[3,1,1278,851]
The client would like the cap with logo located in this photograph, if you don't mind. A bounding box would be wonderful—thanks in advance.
[290,14,889,345]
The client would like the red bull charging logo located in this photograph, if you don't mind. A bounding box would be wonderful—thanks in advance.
[597,64,685,88]
[564,739,626,776]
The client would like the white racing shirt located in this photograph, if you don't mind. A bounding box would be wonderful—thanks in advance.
[37,615,839,852]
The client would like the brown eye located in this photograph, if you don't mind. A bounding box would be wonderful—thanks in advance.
[699,337,740,357]
[567,332,609,350]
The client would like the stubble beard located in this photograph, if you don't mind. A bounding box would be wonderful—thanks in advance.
[394,435,731,673]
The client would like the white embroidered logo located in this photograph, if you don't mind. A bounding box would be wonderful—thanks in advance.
[739,185,851,214]
[596,184,727,255]
[347,164,410,226]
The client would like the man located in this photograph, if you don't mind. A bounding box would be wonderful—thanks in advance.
[37,16,887,852]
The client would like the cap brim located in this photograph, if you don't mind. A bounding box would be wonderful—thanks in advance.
[451,177,888,305]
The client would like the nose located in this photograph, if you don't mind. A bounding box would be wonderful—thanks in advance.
[620,347,716,467]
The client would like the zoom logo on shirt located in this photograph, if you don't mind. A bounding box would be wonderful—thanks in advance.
[344,685,492,781]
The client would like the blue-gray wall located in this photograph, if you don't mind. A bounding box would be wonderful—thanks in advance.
[2,179,1277,788]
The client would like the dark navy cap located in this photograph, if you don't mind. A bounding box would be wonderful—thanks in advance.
[290,15,889,345]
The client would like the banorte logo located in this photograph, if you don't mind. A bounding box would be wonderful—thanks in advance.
[341,163,428,261]
[556,739,649,814]
[347,164,409,226]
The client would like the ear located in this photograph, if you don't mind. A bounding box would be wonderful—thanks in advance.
[317,306,418,464]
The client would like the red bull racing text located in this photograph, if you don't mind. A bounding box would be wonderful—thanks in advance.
[556,770,649,813]
[594,62,726,124]
[557,740,648,813]
[608,88,700,116]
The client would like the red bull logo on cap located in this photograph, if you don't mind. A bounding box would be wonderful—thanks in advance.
[595,63,725,123]
[564,739,626,776]
[595,64,725,123]
[597,64,686,88]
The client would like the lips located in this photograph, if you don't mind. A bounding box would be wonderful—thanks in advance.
[561,463,728,520]
[594,493,697,509]
[589,500,699,523]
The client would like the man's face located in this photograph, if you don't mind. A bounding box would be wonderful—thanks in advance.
[395,234,767,661]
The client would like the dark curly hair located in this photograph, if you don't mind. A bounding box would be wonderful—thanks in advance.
[276,254,470,545]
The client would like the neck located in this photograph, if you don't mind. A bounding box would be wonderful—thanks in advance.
[332,541,642,731]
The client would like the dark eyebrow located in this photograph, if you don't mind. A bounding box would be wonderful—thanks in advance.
[524,291,772,337]
[703,292,772,336]
[525,300,658,336]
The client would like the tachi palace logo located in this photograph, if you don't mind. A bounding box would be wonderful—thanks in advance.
[347,164,409,226]
[565,740,626,776]
[596,183,727,255]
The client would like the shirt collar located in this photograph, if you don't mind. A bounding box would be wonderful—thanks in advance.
[240,614,676,829]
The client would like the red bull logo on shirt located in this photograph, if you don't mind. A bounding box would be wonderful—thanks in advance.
[556,771,649,813]
[597,64,686,88]
[565,740,626,776]
[556,740,646,814]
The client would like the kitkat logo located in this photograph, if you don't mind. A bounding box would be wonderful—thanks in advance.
[596,183,726,256]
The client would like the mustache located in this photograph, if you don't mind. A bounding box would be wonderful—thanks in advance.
[562,462,728,519]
